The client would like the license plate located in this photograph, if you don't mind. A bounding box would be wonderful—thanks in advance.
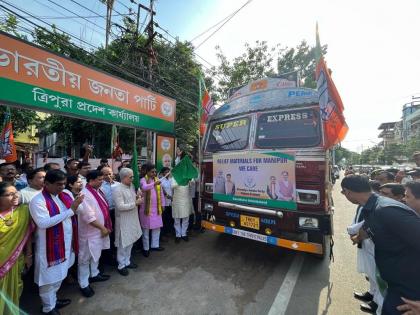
[240,215,260,230]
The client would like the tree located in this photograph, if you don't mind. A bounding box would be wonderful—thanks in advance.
[210,41,276,100]
[277,41,327,88]
[210,40,328,100]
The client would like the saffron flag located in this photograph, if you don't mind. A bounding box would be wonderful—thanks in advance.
[0,109,17,162]
[315,24,348,149]
[198,75,215,136]
[171,155,198,186]
[111,125,123,159]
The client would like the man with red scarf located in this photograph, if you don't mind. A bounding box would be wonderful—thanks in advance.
[29,170,84,315]
[77,170,112,298]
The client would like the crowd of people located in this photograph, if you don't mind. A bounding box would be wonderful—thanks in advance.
[343,151,420,315]
[0,146,200,315]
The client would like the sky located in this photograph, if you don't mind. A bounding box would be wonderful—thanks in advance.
[4,0,420,152]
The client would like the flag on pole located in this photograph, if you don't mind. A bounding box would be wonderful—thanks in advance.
[130,144,140,190]
[171,155,198,186]
[111,125,123,159]
[315,23,348,149]
[0,108,17,162]
[198,75,215,136]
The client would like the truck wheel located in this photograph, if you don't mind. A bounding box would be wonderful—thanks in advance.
[307,232,327,259]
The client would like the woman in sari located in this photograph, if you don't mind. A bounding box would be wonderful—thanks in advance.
[139,164,165,257]
[0,182,34,315]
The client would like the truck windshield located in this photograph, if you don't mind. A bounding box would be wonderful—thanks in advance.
[205,117,250,152]
[255,108,321,148]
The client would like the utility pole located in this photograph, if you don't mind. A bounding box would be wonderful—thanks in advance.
[105,0,115,49]
[145,0,156,160]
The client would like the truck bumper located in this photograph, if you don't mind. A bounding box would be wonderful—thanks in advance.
[202,220,323,255]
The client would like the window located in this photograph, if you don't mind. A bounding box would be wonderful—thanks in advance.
[205,117,250,152]
[255,108,321,148]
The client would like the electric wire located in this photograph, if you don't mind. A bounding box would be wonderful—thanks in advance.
[195,0,253,50]
[0,2,199,111]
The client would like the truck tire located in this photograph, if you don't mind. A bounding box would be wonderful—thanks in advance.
[308,232,327,259]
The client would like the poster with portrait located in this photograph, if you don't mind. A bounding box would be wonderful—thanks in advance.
[155,135,175,172]
[213,151,297,210]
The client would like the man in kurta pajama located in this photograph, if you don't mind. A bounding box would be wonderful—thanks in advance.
[77,170,112,298]
[29,170,84,315]
[112,168,142,276]
[140,168,165,256]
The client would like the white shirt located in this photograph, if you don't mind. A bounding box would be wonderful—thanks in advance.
[160,177,172,206]
[19,186,42,204]
[29,192,75,286]
[101,181,119,210]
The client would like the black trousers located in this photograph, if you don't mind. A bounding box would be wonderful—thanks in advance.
[99,209,116,266]
[162,206,174,235]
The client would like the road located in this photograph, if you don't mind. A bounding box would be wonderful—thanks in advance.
[21,176,368,315]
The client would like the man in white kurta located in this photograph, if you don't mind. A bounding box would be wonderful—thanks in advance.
[112,168,142,276]
[77,170,111,297]
[29,170,83,315]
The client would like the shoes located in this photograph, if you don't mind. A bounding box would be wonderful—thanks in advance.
[80,285,95,298]
[89,274,110,282]
[181,236,189,242]
[142,250,150,257]
[127,263,138,269]
[118,267,129,276]
[360,301,378,314]
[42,308,61,315]
[150,247,165,251]
[56,299,71,309]
[354,291,373,302]
[175,237,181,244]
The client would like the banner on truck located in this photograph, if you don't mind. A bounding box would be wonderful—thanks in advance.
[213,151,297,210]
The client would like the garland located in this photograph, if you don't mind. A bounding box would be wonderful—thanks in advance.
[144,175,163,216]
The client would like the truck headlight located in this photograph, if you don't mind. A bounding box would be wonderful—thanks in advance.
[204,203,213,211]
[205,183,213,194]
[296,189,320,205]
[298,217,319,229]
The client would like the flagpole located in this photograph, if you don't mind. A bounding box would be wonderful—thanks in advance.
[197,77,202,224]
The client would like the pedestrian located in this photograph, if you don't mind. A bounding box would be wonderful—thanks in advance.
[29,170,84,315]
[100,166,119,266]
[64,175,83,198]
[139,164,165,256]
[159,167,174,237]
[77,170,112,298]
[78,161,91,188]
[43,163,61,172]
[64,159,79,177]
[404,181,420,215]
[171,176,193,243]
[0,182,34,315]
[375,171,395,186]
[19,167,46,204]
[0,162,27,191]
[341,175,420,315]
[407,168,420,182]
[378,183,405,202]
[112,168,142,276]
[19,162,34,185]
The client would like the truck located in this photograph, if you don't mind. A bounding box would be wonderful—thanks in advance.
[200,77,334,258]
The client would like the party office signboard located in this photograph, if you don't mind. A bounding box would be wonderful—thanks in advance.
[0,31,175,133]
[155,135,175,172]
[213,151,297,210]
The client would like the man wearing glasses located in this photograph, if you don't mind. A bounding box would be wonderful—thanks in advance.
[342,175,420,315]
